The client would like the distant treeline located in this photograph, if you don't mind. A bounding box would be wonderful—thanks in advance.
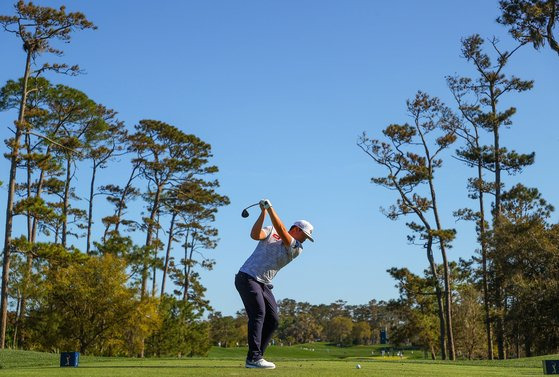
[209,299,389,350]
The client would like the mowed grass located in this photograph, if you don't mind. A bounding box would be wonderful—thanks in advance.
[0,343,550,377]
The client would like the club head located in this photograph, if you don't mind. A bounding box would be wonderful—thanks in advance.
[241,202,259,218]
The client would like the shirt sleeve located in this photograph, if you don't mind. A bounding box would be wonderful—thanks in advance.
[262,226,273,239]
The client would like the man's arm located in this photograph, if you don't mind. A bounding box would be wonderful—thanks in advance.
[264,202,293,249]
[250,206,268,240]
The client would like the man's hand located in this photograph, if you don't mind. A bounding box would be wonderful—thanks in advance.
[259,199,272,209]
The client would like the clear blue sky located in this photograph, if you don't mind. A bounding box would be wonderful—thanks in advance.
[1,1,558,316]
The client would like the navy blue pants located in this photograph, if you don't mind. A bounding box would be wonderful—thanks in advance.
[235,272,279,362]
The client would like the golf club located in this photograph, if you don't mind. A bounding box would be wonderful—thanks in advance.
[241,203,260,218]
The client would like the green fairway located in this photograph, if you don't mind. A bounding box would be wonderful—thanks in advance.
[0,344,549,376]
[0,358,546,377]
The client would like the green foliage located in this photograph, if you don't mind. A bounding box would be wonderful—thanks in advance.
[165,178,229,303]
[351,321,372,345]
[358,91,459,240]
[500,184,554,221]
[128,119,228,298]
[498,0,559,54]
[491,187,559,355]
[93,234,135,258]
[0,1,96,63]
[0,77,51,112]
[386,267,440,358]
[146,295,210,357]
[25,254,145,354]
[452,285,486,359]
[208,311,246,348]
[278,313,323,345]
[99,180,141,236]
[0,1,230,356]
[325,317,353,346]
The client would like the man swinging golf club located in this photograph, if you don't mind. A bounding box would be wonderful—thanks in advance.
[235,199,314,369]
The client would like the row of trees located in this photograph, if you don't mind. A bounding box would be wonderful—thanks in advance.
[0,1,229,355]
[359,0,558,360]
[209,299,393,349]
[209,293,535,360]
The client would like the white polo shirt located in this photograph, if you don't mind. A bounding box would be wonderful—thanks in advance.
[239,226,303,284]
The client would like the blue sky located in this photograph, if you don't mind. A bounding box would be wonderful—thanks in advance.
[1,1,558,316]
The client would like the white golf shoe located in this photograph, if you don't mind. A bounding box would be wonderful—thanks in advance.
[245,358,276,369]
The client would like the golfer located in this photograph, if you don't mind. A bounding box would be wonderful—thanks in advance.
[235,199,314,369]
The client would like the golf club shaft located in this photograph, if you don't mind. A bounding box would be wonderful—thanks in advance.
[243,203,260,211]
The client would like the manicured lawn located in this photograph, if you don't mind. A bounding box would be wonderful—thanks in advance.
[0,344,550,376]
[0,358,545,377]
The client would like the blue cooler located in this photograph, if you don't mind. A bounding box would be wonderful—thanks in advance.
[60,352,79,367]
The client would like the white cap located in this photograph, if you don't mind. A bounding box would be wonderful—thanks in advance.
[293,220,314,242]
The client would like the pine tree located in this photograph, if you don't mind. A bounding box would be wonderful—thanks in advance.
[358,91,460,359]
[454,35,534,359]
[498,0,559,55]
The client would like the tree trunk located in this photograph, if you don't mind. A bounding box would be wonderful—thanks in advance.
[491,92,506,360]
[139,180,162,359]
[426,236,447,360]
[428,182,455,360]
[185,240,197,302]
[417,107,455,360]
[25,133,32,241]
[31,146,50,243]
[481,234,494,359]
[16,119,35,347]
[439,245,455,360]
[151,213,161,297]
[12,289,21,349]
[61,157,72,248]
[18,149,50,346]
[515,323,520,358]
[1,49,32,349]
[103,163,138,240]
[142,185,161,298]
[183,228,191,302]
[86,161,98,254]
[478,161,494,360]
[160,211,177,296]
[15,254,34,347]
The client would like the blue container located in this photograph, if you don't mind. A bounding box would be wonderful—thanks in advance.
[380,330,388,344]
[543,360,559,374]
[60,352,79,367]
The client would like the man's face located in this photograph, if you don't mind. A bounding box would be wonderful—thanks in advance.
[291,226,308,243]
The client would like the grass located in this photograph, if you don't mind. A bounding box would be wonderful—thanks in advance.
[0,343,551,376]
[208,342,412,360]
